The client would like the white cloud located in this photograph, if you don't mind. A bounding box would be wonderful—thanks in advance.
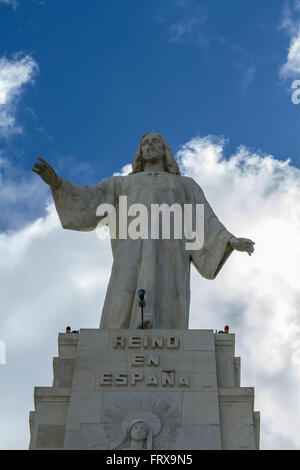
[1,135,300,449]
[158,0,209,46]
[113,163,132,176]
[280,1,300,78]
[168,11,208,46]
[0,53,38,137]
[280,32,300,78]
[281,0,300,36]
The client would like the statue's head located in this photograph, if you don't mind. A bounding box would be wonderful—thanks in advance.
[128,420,148,443]
[131,132,181,175]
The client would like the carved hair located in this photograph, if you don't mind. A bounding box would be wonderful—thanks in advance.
[131,132,181,175]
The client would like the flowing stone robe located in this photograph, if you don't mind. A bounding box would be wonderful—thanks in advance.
[51,171,233,329]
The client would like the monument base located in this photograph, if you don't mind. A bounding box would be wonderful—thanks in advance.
[29,329,260,450]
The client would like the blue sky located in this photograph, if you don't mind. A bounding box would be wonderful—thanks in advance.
[2,0,300,450]
[1,0,300,197]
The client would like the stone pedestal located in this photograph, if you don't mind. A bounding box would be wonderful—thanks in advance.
[29,329,260,450]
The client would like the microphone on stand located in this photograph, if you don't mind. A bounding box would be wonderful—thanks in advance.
[137,289,146,329]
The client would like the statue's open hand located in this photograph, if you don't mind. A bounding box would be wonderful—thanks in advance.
[230,237,255,256]
[32,157,60,189]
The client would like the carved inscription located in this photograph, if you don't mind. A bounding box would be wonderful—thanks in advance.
[112,335,180,349]
[99,335,190,388]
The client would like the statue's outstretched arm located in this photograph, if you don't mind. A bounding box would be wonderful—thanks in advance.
[33,157,116,233]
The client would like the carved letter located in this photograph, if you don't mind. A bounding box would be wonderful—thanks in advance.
[129,336,141,348]
[147,354,160,366]
[100,373,113,385]
[146,374,159,386]
[130,373,143,385]
[115,373,128,385]
[112,336,125,348]
[132,355,144,366]
[151,336,164,349]
[162,371,175,386]
[143,335,149,349]
[166,336,179,349]
[177,375,190,387]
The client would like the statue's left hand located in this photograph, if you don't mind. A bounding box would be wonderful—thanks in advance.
[230,237,255,256]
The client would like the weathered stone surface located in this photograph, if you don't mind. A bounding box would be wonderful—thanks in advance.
[219,387,259,449]
[35,425,66,449]
[29,387,71,450]
[182,391,220,426]
[29,329,260,450]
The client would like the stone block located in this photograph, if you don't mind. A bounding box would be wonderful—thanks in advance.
[183,330,215,351]
[58,333,79,358]
[53,357,75,388]
[35,424,66,449]
[78,329,110,351]
[66,391,103,425]
[34,401,69,425]
[182,391,220,426]
[181,425,222,450]
[220,424,257,450]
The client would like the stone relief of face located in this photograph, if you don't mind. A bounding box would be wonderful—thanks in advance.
[129,421,148,442]
[141,134,165,163]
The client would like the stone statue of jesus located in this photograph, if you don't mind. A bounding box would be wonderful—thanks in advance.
[32,132,254,329]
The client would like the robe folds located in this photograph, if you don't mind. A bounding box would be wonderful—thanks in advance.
[51,171,233,329]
